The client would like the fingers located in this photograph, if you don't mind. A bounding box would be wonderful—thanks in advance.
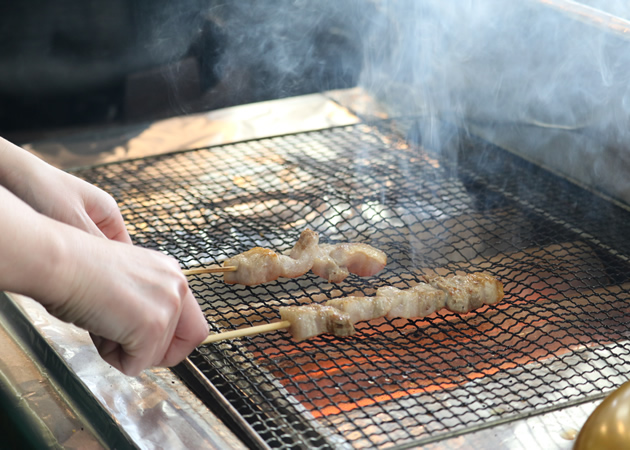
[32,167,133,244]
[92,210,132,244]
[90,334,131,374]
[87,259,206,377]
[93,298,206,376]
[92,304,177,376]
[92,335,150,377]
[44,229,205,377]
[81,182,133,244]
[157,290,208,368]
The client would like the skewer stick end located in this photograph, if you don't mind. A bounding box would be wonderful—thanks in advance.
[200,320,291,345]
[182,265,237,276]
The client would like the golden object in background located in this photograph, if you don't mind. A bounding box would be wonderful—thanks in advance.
[574,380,630,450]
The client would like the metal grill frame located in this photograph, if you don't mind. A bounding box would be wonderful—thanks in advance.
[73,119,630,449]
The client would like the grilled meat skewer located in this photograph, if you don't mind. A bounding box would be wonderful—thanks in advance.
[223,229,387,285]
[279,273,504,341]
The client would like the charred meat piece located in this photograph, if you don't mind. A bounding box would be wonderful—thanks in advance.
[311,243,387,283]
[279,304,355,341]
[425,272,504,313]
[379,283,447,318]
[326,296,390,324]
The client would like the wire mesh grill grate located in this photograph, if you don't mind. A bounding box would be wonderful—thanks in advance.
[74,120,630,449]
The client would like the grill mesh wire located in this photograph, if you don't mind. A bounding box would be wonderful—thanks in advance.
[74,120,630,449]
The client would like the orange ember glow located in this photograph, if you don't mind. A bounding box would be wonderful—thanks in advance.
[250,279,630,420]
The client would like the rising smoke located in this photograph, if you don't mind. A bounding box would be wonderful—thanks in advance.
[353,0,630,201]
[359,1,630,133]
[4,0,630,199]
[201,0,630,201]
[209,1,630,138]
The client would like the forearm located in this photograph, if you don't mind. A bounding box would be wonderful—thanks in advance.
[0,186,71,303]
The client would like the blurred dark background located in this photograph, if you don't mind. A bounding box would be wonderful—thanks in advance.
[0,0,368,139]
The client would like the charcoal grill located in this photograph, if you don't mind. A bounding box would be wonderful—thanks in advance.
[71,117,630,449]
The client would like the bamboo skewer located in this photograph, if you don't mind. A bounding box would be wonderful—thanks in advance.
[200,320,291,345]
[182,266,237,276]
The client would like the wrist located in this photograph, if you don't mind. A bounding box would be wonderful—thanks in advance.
[29,220,76,307]
[0,190,76,309]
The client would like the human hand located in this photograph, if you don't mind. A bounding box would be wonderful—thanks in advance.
[44,221,208,376]
[0,137,131,243]
[0,185,208,377]
[25,166,131,243]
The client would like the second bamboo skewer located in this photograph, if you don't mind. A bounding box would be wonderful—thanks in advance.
[182,264,288,343]
[182,266,237,276]
[201,321,291,345]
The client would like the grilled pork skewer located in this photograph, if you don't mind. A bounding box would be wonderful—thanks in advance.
[200,273,504,344]
[223,229,320,286]
[223,229,387,286]
[281,272,504,341]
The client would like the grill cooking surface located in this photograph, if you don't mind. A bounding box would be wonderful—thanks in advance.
[74,120,630,449]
